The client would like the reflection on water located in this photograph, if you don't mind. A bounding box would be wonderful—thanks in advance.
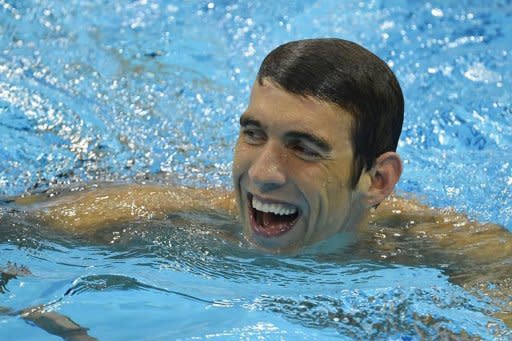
[1,0,512,339]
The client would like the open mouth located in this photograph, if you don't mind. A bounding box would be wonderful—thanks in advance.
[247,193,300,238]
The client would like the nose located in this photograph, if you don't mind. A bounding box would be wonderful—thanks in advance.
[248,142,287,192]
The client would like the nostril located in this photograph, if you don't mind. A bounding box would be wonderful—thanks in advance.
[249,164,286,192]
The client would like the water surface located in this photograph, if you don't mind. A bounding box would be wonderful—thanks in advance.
[1,0,511,339]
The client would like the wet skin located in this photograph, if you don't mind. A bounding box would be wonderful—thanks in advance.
[5,80,511,331]
[232,79,372,253]
[17,78,401,253]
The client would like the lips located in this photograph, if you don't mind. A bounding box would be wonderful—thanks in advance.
[247,193,300,237]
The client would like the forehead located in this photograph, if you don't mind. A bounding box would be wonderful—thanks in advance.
[245,79,353,147]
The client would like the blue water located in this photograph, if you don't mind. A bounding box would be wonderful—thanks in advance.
[1,0,511,339]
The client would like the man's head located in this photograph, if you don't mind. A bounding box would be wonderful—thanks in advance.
[258,38,404,188]
[232,38,404,252]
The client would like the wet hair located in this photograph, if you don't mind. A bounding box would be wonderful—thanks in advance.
[257,38,404,188]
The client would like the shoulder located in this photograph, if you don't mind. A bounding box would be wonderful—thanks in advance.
[15,183,238,232]
[371,194,440,227]
[371,193,512,276]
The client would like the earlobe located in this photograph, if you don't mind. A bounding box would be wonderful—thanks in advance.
[366,152,402,207]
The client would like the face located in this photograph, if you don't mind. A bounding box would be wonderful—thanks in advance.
[232,79,369,253]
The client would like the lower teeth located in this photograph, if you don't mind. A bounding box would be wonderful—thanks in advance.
[256,210,296,228]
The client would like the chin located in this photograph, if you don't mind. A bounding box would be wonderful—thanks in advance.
[245,232,304,254]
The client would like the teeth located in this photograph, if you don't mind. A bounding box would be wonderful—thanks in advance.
[252,197,297,215]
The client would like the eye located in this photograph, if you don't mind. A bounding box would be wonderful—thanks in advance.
[289,141,322,160]
[241,127,266,145]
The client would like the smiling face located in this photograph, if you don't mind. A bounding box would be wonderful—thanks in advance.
[232,79,371,253]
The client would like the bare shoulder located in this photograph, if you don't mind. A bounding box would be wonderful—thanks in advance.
[372,194,512,278]
[373,194,438,219]
[374,194,511,249]
[374,193,511,235]
[14,183,237,233]
[370,194,512,327]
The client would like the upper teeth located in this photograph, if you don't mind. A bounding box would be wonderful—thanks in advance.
[252,197,297,215]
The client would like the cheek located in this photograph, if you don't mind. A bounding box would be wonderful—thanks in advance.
[232,140,251,178]
[294,163,333,204]
[300,162,352,211]
[299,162,347,190]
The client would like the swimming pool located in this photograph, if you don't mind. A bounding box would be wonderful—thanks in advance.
[1,0,511,339]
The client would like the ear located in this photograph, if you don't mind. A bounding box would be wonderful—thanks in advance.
[365,152,402,207]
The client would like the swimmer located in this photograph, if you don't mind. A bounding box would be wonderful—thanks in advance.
[4,38,512,333]
[11,38,512,274]
[20,38,405,254]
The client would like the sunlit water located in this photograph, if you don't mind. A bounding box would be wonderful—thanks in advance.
[1,0,511,339]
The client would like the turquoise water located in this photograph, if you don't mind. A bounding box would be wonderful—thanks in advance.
[1,0,511,339]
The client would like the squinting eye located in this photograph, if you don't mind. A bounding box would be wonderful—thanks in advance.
[241,128,266,144]
[291,143,321,159]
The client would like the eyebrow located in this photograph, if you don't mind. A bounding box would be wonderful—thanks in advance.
[239,113,332,153]
[239,114,263,129]
[285,131,332,153]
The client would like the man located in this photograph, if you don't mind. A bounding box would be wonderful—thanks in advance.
[233,38,403,253]
[22,39,404,253]
[12,38,511,268]
[5,38,512,334]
